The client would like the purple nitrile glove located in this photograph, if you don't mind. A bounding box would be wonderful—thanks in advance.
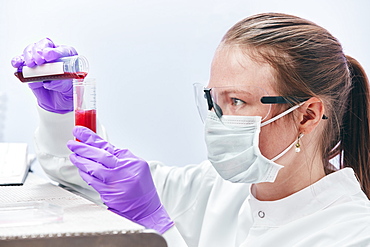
[67,126,174,234]
[11,38,78,114]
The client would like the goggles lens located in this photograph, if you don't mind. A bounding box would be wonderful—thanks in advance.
[193,83,272,123]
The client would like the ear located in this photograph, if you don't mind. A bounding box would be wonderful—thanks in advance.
[296,97,325,134]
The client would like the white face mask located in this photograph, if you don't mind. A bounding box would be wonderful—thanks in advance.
[204,103,303,183]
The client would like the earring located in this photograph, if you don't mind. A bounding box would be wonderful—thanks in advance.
[295,134,303,153]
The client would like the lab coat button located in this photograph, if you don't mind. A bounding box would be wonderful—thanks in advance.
[258,211,265,218]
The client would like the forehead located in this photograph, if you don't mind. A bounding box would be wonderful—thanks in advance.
[209,46,277,93]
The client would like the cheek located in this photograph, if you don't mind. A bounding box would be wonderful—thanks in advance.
[258,118,297,159]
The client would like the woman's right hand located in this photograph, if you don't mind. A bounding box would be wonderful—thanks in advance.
[11,38,78,114]
[67,126,175,234]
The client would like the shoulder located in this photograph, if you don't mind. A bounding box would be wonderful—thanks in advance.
[312,196,370,243]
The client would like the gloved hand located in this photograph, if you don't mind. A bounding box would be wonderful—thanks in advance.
[67,126,174,234]
[11,38,77,114]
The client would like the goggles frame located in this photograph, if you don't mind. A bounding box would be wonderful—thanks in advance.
[203,88,327,119]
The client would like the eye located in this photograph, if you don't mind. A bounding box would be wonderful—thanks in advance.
[231,98,245,106]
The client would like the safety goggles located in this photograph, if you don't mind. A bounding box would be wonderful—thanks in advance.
[193,83,310,124]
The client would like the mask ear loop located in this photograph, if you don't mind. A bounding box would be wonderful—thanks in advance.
[261,102,306,162]
[271,133,305,162]
[260,102,305,127]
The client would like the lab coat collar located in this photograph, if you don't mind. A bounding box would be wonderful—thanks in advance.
[248,168,362,227]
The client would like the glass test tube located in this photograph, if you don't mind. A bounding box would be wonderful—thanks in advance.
[73,78,97,134]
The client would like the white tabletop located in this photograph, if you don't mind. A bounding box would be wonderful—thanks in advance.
[0,172,167,247]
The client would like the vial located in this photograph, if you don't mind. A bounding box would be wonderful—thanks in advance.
[73,78,96,135]
[14,55,88,83]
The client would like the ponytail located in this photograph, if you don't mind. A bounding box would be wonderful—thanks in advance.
[341,55,370,199]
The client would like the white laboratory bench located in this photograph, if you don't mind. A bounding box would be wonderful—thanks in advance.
[0,169,167,247]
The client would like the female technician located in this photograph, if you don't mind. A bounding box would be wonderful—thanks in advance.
[12,13,370,246]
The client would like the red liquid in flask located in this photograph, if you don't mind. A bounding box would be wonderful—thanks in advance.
[75,109,97,141]
[14,71,87,83]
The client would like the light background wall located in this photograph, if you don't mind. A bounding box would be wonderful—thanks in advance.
[0,0,369,167]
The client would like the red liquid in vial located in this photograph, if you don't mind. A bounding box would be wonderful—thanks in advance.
[14,71,87,83]
[75,109,97,136]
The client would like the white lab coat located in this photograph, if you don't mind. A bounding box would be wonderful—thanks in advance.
[34,107,370,247]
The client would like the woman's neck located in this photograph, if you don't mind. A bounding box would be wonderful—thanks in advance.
[252,149,326,201]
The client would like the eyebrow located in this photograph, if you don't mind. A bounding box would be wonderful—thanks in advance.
[218,89,253,95]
